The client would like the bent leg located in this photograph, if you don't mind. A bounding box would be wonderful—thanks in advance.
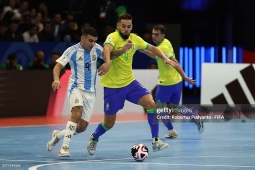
[57,118,88,139]
[138,94,169,151]
[93,114,116,139]
[156,84,179,132]
[61,106,82,147]
[87,114,117,155]
[76,119,89,133]
[138,94,159,138]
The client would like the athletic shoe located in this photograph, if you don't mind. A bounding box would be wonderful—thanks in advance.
[58,146,70,157]
[194,118,204,133]
[152,139,169,152]
[164,130,178,138]
[47,130,60,151]
[87,134,98,155]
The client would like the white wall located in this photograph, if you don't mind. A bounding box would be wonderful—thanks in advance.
[201,63,255,105]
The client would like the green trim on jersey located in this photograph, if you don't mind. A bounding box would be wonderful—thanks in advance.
[156,39,182,85]
[101,30,148,88]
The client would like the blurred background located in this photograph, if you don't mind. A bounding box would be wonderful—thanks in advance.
[0,0,254,117]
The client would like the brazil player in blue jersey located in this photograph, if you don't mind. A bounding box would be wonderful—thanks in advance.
[142,24,204,138]
[47,27,110,157]
[87,13,179,155]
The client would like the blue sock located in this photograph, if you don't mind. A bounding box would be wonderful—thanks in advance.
[162,119,174,130]
[147,108,159,138]
[158,102,174,130]
[92,122,110,140]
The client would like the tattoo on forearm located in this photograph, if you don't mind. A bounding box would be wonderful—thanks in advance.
[110,49,125,59]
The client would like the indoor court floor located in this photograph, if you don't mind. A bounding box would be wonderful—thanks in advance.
[0,114,255,170]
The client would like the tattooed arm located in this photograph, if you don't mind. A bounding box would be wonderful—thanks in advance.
[110,40,133,59]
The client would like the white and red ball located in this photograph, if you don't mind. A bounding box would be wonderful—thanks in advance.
[131,143,149,162]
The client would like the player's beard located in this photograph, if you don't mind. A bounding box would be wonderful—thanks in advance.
[119,32,129,39]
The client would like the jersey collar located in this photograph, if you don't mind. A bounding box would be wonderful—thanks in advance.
[116,29,129,40]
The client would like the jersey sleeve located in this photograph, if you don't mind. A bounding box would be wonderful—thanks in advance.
[104,33,116,47]
[56,47,72,66]
[133,34,148,50]
[160,43,175,59]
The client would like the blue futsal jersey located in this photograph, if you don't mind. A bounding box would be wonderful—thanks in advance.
[56,42,103,92]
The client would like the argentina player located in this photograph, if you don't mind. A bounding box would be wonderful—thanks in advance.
[47,26,110,157]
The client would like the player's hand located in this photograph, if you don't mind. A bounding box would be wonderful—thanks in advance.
[52,79,62,92]
[123,40,132,52]
[183,76,196,85]
[98,62,110,76]
[163,58,178,68]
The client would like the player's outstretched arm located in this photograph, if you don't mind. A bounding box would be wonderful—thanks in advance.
[171,57,196,85]
[147,44,178,68]
[52,63,63,92]
[139,49,156,58]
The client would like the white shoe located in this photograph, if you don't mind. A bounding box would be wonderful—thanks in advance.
[58,146,70,157]
[164,130,178,138]
[152,139,169,152]
[47,130,60,151]
[87,134,98,155]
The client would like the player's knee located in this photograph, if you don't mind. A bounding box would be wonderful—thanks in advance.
[71,106,83,122]
[139,94,156,110]
[145,100,156,110]
[72,106,83,113]
[104,121,115,129]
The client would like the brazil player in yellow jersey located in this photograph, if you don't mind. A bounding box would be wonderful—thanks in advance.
[87,13,179,155]
[142,24,204,138]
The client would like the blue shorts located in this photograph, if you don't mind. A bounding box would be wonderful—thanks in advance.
[155,81,182,104]
[104,80,151,114]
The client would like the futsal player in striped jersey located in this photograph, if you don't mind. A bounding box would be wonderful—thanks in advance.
[87,13,179,155]
[47,26,110,157]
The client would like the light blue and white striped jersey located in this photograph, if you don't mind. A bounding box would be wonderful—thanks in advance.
[56,42,103,92]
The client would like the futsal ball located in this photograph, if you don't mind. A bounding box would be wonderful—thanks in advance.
[131,143,149,162]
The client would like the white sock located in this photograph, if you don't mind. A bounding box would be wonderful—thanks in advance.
[57,130,65,139]
[57,130,78,139]
[169,129,176,133]
[61,121,77,148]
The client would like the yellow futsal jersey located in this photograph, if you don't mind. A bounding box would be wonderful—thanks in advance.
[156,39,182,86]
[101,30,148,88]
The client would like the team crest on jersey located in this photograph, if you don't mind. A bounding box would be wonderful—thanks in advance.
[131,45,134,50]
[75,98,79,103]
[106,102,110,110]
[92,54,97,61]
[78,56,83,61]
[107,37,112,43]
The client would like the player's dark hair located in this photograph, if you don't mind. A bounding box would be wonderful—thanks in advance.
[118,13,133,22]
[81,27,98,37]
[153,25,166,34]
